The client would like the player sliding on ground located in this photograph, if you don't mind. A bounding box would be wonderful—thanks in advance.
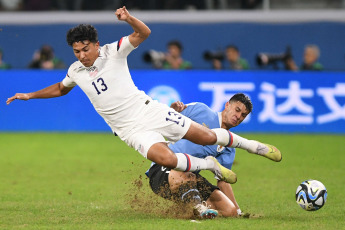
[6,7,281,187]
[147,93,281,219]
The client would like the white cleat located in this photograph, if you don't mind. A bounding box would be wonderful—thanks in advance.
[194,201,218,219]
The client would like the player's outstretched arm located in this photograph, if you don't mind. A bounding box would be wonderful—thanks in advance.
[6,82,73,105]
[115,6,151,47]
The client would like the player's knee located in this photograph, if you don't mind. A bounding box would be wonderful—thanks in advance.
[208,190,238,217]
[147,144,177,168]
[220,206,238,217]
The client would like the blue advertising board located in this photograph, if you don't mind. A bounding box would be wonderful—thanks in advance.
[1,70,344,133]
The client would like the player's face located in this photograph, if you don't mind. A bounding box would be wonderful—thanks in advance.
[222,101,249,129]
[72,41,100,67]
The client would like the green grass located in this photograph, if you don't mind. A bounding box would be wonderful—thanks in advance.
[0,133,344,230]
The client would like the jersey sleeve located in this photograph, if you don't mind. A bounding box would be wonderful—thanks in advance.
[62,67,77,87]
[62,74,77,88]
[181,102,209,120]
[106,36,136,58]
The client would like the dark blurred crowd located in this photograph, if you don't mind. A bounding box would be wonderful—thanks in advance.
[0,0,263,11]
[0,45,65,70]
[144,41,323,71]
[0,42,323,71]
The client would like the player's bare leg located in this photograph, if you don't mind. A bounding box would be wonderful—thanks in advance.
[146,143,178,169]
[206,189,238,217]
[182,122,218,145]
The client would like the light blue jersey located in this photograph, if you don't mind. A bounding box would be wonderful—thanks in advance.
[169,102,235,170]
[146,102,235,177]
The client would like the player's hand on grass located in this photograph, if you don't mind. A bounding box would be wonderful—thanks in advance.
[115,6,130,21]
[6,93,30,105]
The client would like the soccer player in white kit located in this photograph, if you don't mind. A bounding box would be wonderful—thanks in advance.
[6,6,281,185]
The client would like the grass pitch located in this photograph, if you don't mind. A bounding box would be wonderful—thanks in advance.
[0,133,344,230]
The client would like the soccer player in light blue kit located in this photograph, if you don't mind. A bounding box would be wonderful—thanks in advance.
[147,93,281,219]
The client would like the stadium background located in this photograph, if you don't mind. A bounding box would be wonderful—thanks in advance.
[1,2,345,229]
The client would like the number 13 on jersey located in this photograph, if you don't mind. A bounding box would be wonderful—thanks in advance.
[92,78,108,95]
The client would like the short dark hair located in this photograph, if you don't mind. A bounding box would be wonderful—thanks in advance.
[229,93,253,113]
[167,40,183,51]
[226,45,239,53]
[66,24,98,46]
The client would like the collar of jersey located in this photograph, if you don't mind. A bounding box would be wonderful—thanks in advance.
[217,112,222,128]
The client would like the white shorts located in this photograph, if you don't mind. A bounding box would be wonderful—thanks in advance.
[124,100,192,158]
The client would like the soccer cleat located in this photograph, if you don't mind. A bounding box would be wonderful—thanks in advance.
[255,142,282,162]
[206,156,237,184]
[194,201,218,219]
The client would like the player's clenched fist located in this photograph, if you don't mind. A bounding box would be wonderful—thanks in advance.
[115,6,130,21]
[6,93,30,105]
[170,101,187,112]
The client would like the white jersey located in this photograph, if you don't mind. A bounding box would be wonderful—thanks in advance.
[62,36,152,139]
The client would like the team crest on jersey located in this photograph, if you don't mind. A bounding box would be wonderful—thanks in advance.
[217,145,225,152]
[87,66,98,78]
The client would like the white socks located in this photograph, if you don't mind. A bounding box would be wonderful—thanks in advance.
[174,129,262,172]
[229,132,259,153]
[212,128,259,153]
[212,128,232,146]
[174,153,214,172]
